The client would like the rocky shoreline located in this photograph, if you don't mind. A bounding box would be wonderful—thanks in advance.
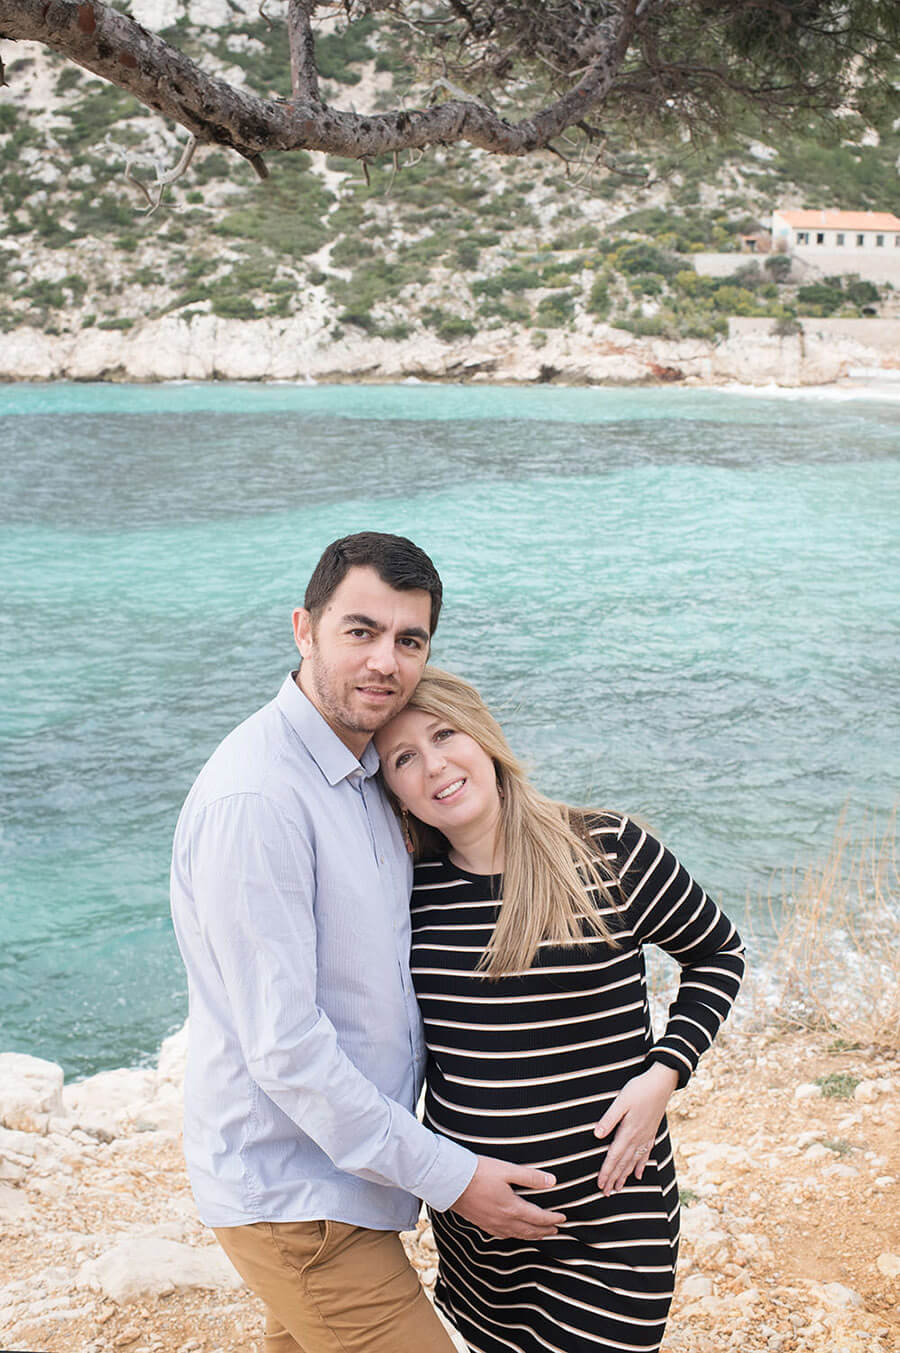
[3,314,900,387]
[1,1023,898,1352]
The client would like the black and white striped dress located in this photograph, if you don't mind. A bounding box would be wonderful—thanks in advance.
[411,812,745,1353]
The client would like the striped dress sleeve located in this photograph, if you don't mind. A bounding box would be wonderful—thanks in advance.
[606,813,746,1087]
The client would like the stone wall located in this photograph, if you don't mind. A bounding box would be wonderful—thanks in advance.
[693,250,900,285]
[727,315,900,354]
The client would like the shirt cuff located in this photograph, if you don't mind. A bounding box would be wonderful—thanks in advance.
[415,1133,478,1213]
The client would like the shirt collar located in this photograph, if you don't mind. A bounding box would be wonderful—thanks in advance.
[276,672,380,786]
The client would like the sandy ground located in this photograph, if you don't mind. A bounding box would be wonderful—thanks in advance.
[1,1027,898,1353]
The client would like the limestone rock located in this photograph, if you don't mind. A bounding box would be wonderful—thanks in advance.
[155,1023,188,1086]
[681,1274,715,1298]
[63,1067,156,1139]
[0,1181,31,1219]
[822,1163,858,1179]
[0,1126,37,1160]
[679,1202,724,1243]
[0,1053,64,1132]
[132,1085,183,1135]
[78,1237,244,1304]
[816,1281,864,1309]
[129,0,181,27]
[793,1083,822,1100]
[803,1143,833,1163]
[876,1252,900,1279]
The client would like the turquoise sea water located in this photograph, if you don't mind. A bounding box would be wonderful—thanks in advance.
[2,382,898,1079]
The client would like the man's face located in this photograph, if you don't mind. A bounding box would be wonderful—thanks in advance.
[293,566,432,755]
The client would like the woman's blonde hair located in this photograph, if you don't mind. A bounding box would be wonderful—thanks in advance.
[382,667,621,976]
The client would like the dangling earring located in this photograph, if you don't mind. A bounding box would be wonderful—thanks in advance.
[401,807,415,855]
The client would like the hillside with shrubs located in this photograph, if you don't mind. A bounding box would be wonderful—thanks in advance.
[1,9,898,346]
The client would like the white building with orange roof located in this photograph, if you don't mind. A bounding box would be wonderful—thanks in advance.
[767,209,900,284]
[772,208,900,253]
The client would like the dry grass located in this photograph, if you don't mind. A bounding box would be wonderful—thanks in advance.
[768,811,900,1051]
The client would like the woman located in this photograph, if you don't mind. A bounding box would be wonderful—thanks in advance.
[375,668,745,1353]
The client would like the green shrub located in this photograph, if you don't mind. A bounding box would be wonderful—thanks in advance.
[614,241,681,278]
[796,282,844,314]
[622,312,669,337]
[473,265,541,297]
[631,273,664,296]
[724,262,762,290]
[844,278,880,308]
[29,209,76,248]
[382,322,410,341]
[193,151,231,184]
[330,235,376,268]
[673,269,701,296]
[536,290,574,327]
[58,83,145,148]
[454,240,480,270]
[55,66,83,95]
[97,316,135,330]
[317,16,377,83]
[211,293,259,320]
[475,295,530,324]
[0,104,18,133]
[815,1072,860,1100]
[215,156,333,258]
[61,273,88,302]
[338,308,376,332]
[1,170,32,211]
[586,278,611,317]
[422,308,476,341]
[765,254,792,282]
[26,279,67,311]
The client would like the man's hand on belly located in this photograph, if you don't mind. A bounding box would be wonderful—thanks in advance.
[448,1156,566,1239]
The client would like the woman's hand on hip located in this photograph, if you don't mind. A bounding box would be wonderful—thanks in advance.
[593,1061,680,1196]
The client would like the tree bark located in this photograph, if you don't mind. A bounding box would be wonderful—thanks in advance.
[287,0,320,104]
[0,0,644,162]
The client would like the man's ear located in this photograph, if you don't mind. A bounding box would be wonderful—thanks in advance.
[292,607,314,659]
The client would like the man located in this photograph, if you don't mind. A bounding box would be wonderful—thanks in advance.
[170,532,563,1353]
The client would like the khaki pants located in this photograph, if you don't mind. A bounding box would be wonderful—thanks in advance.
[214,1219,459,1353]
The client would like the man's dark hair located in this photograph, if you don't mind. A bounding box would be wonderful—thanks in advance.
[305,532,443,634]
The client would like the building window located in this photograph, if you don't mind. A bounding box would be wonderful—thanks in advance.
[797,231,809,244]
[876,234,884,246]
[836,233,844,245]
[895,235,900,247]
[857,234,865,246]
[816,232,825,244]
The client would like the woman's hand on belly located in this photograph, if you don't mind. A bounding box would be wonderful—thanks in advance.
[593,1061,680,1196]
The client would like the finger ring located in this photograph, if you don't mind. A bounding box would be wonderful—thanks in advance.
[634,1146,648,1157]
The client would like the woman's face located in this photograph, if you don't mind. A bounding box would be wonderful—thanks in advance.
[375,708,501,837]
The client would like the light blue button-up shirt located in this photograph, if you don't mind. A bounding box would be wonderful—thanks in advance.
[170,673,477,1230]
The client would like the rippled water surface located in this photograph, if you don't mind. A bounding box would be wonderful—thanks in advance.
[2,382,898,1077]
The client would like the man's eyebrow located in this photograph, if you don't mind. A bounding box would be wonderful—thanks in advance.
[341,614,429,643]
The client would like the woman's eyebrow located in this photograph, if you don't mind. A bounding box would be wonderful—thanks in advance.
[378,738,406,761]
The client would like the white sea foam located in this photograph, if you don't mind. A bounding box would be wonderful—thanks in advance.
[715,380,900,402]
